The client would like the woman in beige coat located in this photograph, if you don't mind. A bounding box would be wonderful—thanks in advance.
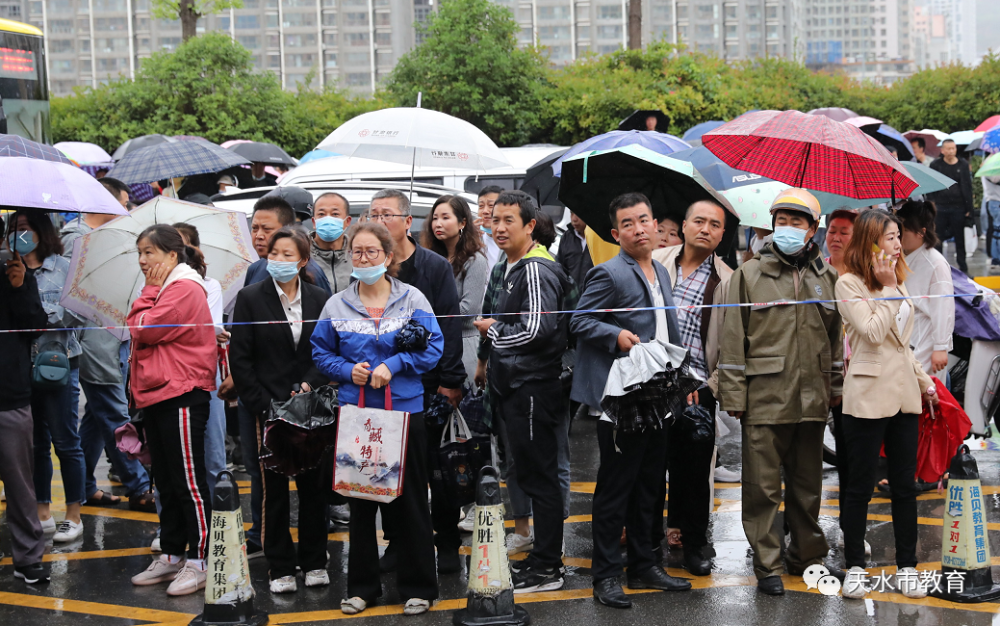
[835,210,938,600]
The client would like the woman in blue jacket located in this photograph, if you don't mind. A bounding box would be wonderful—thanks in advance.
[311,222,443,617]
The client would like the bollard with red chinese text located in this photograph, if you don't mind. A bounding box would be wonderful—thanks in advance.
[453,466,530,626]
[190,471,268,626]
[931,445,1000,603]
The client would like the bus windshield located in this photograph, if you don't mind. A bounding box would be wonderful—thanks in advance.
[0,18,50,143]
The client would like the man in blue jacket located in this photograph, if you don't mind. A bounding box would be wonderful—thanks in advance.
[367,189,467,575]
[570,192,692,608]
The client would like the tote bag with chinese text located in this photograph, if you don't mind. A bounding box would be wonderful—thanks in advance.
[333,385,410,503]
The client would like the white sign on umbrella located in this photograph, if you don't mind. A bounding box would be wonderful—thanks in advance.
[61,197,257,341]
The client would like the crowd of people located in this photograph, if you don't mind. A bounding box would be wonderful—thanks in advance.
[0,142,973,610]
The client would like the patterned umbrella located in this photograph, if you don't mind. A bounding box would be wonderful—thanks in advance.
[551,130,691,178]
[702,110,918,200]
[111,134,176,161]
[976,127,1000,154]
[0,135,75,165]
[108,140,250,185]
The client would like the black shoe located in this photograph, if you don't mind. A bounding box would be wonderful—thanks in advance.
[593,578,632,608]
[682,546,713,576]
[758,575,785,595]
[437,549,461,575]
[380,544,398,573]
[246,542,264,561]
[14,563,49,584]
[626,566,691,591]
[512,562,564,594]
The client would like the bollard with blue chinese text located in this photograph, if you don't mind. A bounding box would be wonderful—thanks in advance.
[931,444,1000,603]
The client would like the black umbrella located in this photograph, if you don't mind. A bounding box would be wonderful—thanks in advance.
[519,148,568,208]
[112,134,177,161]
[228,141,297,166]
[618,110,669,133]
[558,143,734,245]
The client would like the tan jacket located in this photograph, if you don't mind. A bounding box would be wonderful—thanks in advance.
[835,273,933,419]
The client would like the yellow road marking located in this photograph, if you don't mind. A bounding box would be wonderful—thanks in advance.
[0,592,194,623]
[0,547,153,566]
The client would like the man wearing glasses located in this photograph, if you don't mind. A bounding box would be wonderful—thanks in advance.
[366,189,467,575]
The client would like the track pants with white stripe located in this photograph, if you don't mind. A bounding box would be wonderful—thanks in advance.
[145,394,212,561]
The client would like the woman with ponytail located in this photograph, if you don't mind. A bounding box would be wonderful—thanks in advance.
[125,224,217,597]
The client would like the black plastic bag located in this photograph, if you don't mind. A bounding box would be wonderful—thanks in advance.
[262,385,339,476]
[675,402,714,443]
[435,409,493,508]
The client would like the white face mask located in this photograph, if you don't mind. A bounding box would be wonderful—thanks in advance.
[751,233,772,254]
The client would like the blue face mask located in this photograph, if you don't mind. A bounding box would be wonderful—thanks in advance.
[480,224,492,235]
[267,260,300,283]
[315,216,345,242]
[352,262,387,285]
[772,226,808,255]
[7,231,38,255]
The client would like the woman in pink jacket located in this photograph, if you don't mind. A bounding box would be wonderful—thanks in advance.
[125,224,217,597]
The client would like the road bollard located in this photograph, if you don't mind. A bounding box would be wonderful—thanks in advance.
[190,471,268,626]
[931,444,1000,603]
[453,466,530,626]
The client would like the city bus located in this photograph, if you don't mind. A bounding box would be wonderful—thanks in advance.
[0,17,50,143]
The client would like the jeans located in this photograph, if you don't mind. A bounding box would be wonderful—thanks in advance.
[238,401,263,548]
[31,367,86,505]
[204,371,227,498]
[985,200,1000,260]
[502,403,571,520]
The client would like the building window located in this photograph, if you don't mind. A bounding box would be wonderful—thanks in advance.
[725,24,737,38]
[696,4,717,20]
[765,6,777,19]
[49,19,74,33]
[268,54,280,68]
[94,17,128,31]
[597,24,622,40]
[597,5,621,20]
[375,12,390,26]
[236,14,259,28]
[539,5,571,19]
[285,33,317,46]
[323,33,337,45]
[724,5,736,19]
[346,71,369,86]
[96,57,126,71]
[218,16,230,30]
[346,32,369,46]
[53,59,74,72]
[539,26,570,40]
[676,3,687,19]
[286,52,316,67]
[50,39,75,53]
[94,0,127,11]
[325,52,337,67]
[159,36,181,50]
[375,31,389,44]
[548,45,571,60]
[345,12,367,26]
[98,37,128,52]
[322,13,337,25]
[238,35,260,48]
[766,24,778,39]
[283,12,317,27]
[346,51,368,64]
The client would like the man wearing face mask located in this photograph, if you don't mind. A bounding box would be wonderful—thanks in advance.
[310,192,353,294]
[718,189,843,597]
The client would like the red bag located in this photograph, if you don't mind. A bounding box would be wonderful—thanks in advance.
[915,377,971,484]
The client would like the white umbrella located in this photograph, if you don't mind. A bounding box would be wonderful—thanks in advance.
[54,141,114,166]
[317,107,511,172]
[61,197,256,341]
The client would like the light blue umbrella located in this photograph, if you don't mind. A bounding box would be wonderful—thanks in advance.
[299,149,339,164]
[682,121,726,144]
[940,130,983,147]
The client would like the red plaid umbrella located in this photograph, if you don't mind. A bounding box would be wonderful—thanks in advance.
[702,110,919,200]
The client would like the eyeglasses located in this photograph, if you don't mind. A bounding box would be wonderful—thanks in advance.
[351,248,385,261]
[369,213,405,223]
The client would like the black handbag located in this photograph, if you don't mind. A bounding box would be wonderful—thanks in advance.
[436,408,493,507]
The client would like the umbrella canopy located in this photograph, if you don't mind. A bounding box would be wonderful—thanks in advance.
[843,116,884,129]
[682,121,726,145]
[109,140,251,185]
[618,110,669,132]
[702,110,918,200]
[0,135,75,165]
[112,134,177,161]
[228,141,297,166]
[317,107,510,171]
[903,129,948,158]
[520,148,569,208]
[552,130,691,178]
[557,144,736,245]
[978,126,1000,154]
[299,149,339,164]
[60,197,255,341]
[868,124,916,160]
[807,107,859,122]
[172,135,211,143]
[941,130,983,147]
[975,153,1000,178]
[54,141,114,166]
[0,157,129,215]
[974,115,1000,133]
[220,139,253,149]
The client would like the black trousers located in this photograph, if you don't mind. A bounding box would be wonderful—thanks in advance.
[831,403,851,514]
[841,412,919,569]
[935,206,968,273]
[348,411,438,602]
[256,416,328,579]
[144,397,212,561]
[592,421,668,581]
[499,380,565,570]
[665,389,717,551]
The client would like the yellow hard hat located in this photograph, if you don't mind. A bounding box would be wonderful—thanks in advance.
[769,188,821,223]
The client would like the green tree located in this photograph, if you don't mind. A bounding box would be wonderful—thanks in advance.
[384,0,548,146]
[151,0,243,42]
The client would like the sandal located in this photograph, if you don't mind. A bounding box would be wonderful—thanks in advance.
[404,599,430,616]
[341,597,367,615]
[129,491,157,513]
[86,490,121,507]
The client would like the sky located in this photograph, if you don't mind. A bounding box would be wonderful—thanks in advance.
[977,0,1000,59]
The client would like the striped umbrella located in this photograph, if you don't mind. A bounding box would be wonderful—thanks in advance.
[108,140,251,185]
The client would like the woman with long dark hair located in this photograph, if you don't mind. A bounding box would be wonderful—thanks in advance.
[229,227,331,594]
[126,224,217,597]
[421,195,488,382]
[835,210,937,600]
[9,211,86,543]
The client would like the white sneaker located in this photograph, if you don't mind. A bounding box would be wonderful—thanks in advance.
[842,566,870,599]
[714,466,741,483]
[270,575,297,593]
[132,556,184,586]
[166,562,206,596]
[458,507,476,533]
[53,520,83,543]
[403,598,430,615]
[39,517,56,534]
[304,569,329,587]
[506,531,534,556]
[150,537,161,553]
[341,596,367,615]
[896,567,927,599]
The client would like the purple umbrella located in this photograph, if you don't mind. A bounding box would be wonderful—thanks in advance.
[551,130,691,178]
[0,157,128,215]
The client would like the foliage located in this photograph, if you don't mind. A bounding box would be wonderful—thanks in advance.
[151,0,242,40]
[383,0,548,146]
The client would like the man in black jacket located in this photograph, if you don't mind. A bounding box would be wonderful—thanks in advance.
[0,250,50,585]
[556,211,594,290]
[475,190,571,594]
[368,188,467,575]
[929,138,975,273]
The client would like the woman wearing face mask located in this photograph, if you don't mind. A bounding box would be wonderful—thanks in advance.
[311,222,444,616]
[229,227,331,594]
[8,211,87,543]
[835,210,937,600]
[421,195,488,382]
[126,225,217,597]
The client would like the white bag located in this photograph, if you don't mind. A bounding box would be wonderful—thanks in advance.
[333,386,410,503]
[966,226,978,258]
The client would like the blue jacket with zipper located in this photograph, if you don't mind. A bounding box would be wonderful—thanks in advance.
[311,277,444,413]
